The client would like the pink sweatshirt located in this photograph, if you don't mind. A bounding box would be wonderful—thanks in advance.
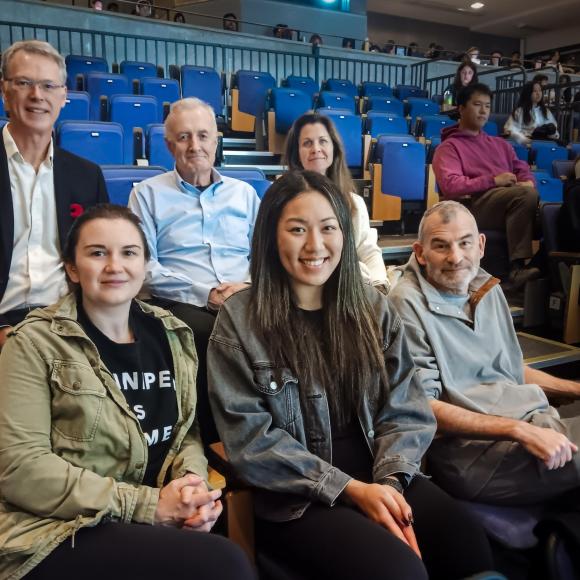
[432,125,535,199]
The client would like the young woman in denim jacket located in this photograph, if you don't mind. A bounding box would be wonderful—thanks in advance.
[208,171,494,580]
[0,205,255,579]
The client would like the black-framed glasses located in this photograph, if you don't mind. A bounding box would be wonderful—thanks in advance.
[4,77,65,94]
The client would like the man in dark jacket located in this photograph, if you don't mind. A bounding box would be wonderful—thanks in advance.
[0,40,108,348]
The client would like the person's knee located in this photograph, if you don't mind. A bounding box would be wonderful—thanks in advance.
[510,186,539,208]
[207,536,256,580]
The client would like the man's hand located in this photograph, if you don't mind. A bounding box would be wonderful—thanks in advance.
[0,326,13,350]
[207,282,250,310]
[517,180,535,187]
[494,172,518,187]
[343,480,421,558]
[513,422,578,470]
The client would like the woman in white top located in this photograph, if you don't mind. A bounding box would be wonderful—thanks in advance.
[284,113,389,292]
[504,81,559,145]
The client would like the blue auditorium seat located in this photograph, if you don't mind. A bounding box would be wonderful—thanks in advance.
[394,84,428,100]
[146,124,173,170]
[420,116,456,139]
[367,115,409,138]
[65,55,108,90]
[510,141,529,163]
[0,117,8,129]
[488,112,509,134]
[552,159,575,179]
[109,94,159,163]
[366,97,404,117]
[119,61,158,85]
[531,141,568,172]
[325,79,358,99]
[319,111,363,172]
[84,72,130,120]
[219,167,265,180]
[180,65,223,116]
[568,142,580,159]
[285,75,318,102]
[101,165,166,205]
[269,88,311,133]
[361,82,393,98]
[243,178,271,199]
[317,91,357,114]
[57,121,124,165]
[0,100,4,116]
[482,121,499,136]
[231,70,276,132]
[406,97,440,129]
[536,176,564,202]
[140,77,180,122]
[374,134,417,158]
[57,91,90,123]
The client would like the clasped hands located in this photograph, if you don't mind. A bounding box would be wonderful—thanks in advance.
[154,473,223,532]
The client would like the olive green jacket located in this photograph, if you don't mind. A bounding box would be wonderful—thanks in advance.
[0,294,206,579]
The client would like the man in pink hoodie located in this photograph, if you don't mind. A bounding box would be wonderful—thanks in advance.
[433,83,540,289]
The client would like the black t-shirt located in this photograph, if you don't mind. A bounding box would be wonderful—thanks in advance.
[78,302,178,486]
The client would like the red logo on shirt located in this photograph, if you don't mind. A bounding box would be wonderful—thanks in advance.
[70,203,84,218]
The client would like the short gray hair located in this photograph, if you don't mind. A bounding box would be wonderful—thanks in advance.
[165,97,217,136]
[417,200,476,242]
[2,40,67,85]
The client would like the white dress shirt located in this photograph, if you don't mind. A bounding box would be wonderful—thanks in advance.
[0,125,68,315]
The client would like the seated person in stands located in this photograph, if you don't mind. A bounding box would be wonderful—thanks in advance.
[208,171,495,580]
[490,50,503,67]
[433,83,541,290]
[222,12,238,32]
[443,60,478,113]
[388,201,580,506]
[284,113,389,292]
[129,97,260,444]
[0,40,108,350]
[0,204,255,580]
[510,50,522,67]
[504,81,559,144]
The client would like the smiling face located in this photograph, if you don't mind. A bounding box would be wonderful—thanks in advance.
[297,123,334,176]
[65,218,147,313]
[414,209,485,295]
[276,190,343,309]
[2,50,67,141]
[165,105,218,186]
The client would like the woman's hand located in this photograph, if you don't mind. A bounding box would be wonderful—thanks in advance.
[154,473,222,530]
[343,479,421,559]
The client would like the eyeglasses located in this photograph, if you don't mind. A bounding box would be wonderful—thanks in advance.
[4,77,65,94]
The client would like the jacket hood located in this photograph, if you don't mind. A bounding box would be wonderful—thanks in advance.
[441,124,466,142]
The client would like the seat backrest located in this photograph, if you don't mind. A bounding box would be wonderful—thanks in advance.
[120,61,158,84]
[219,167,266,180]
[285,76,318,101]
[140,77,180,122]
[510,141,530,163]
[375,134,417,160]
[368,115,409,138]
[109,94,159,163]
[84,72,130,120]
[536,176,564,203]
[0,117,8,130]
[421,116,456,139]
[367,97,404,117]
[568,142,580,160]
[242,178,271,199]
[181,65,223,116]
[540,202,562,254]
[0,99,4,116]
[235,70,276,117]
[101,165,166,205]
[407,97,440,121]
[552,159,575,179]
[482,121,499,136]
[146,123,173,170]
[57,91,90,123]
[488,112,509,133]
[378,141,426,201]
[531,142,568,172]
[394,84,428,100]
[361,82,392,98]
[317,91,356,114]
[270,88,312,133]
[325,79,357,98]
[65,55,108,89]
[319,111,363,169]
[57,120,124,165]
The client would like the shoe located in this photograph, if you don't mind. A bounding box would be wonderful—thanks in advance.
[508,265,541,290]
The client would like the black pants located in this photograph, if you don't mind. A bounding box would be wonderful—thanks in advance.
[256,476,494,580]
[27,522,256,579]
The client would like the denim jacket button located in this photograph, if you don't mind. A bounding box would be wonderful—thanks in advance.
[367,429,375,438]
[269,380,278,391]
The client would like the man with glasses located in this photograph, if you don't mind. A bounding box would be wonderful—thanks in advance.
[0,40,108,348]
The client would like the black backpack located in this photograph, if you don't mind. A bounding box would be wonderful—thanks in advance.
[558,178,580,251]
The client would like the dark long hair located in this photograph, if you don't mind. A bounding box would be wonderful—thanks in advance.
[249,171,387,425]
[452,60,478,94]
[513,81,549,126]
[284,113,355,215]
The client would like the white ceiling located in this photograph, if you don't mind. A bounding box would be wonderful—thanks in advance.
[367,0,580,39]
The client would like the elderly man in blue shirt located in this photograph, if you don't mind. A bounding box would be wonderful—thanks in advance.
[129,97,260,444]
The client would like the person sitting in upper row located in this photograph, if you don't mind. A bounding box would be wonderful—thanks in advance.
[284,113,389,293]
[504,81,560,145]
[442,60,478,116]
[433,83,541,290]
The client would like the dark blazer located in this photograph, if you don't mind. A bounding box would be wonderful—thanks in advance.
[0,138,109,326]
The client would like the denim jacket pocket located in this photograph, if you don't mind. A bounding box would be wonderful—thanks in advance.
[253,366,300,436]
[50,361,107,442]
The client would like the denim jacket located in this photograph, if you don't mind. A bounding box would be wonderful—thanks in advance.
[0,294,205,579]
[208,286,435,522]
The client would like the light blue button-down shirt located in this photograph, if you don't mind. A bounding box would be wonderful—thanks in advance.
[129,168,260,307]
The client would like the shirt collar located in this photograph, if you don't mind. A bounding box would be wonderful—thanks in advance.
[2,124,54,169]
[173,166,224,195]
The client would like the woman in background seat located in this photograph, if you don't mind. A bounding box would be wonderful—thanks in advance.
[0,204,255,580]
